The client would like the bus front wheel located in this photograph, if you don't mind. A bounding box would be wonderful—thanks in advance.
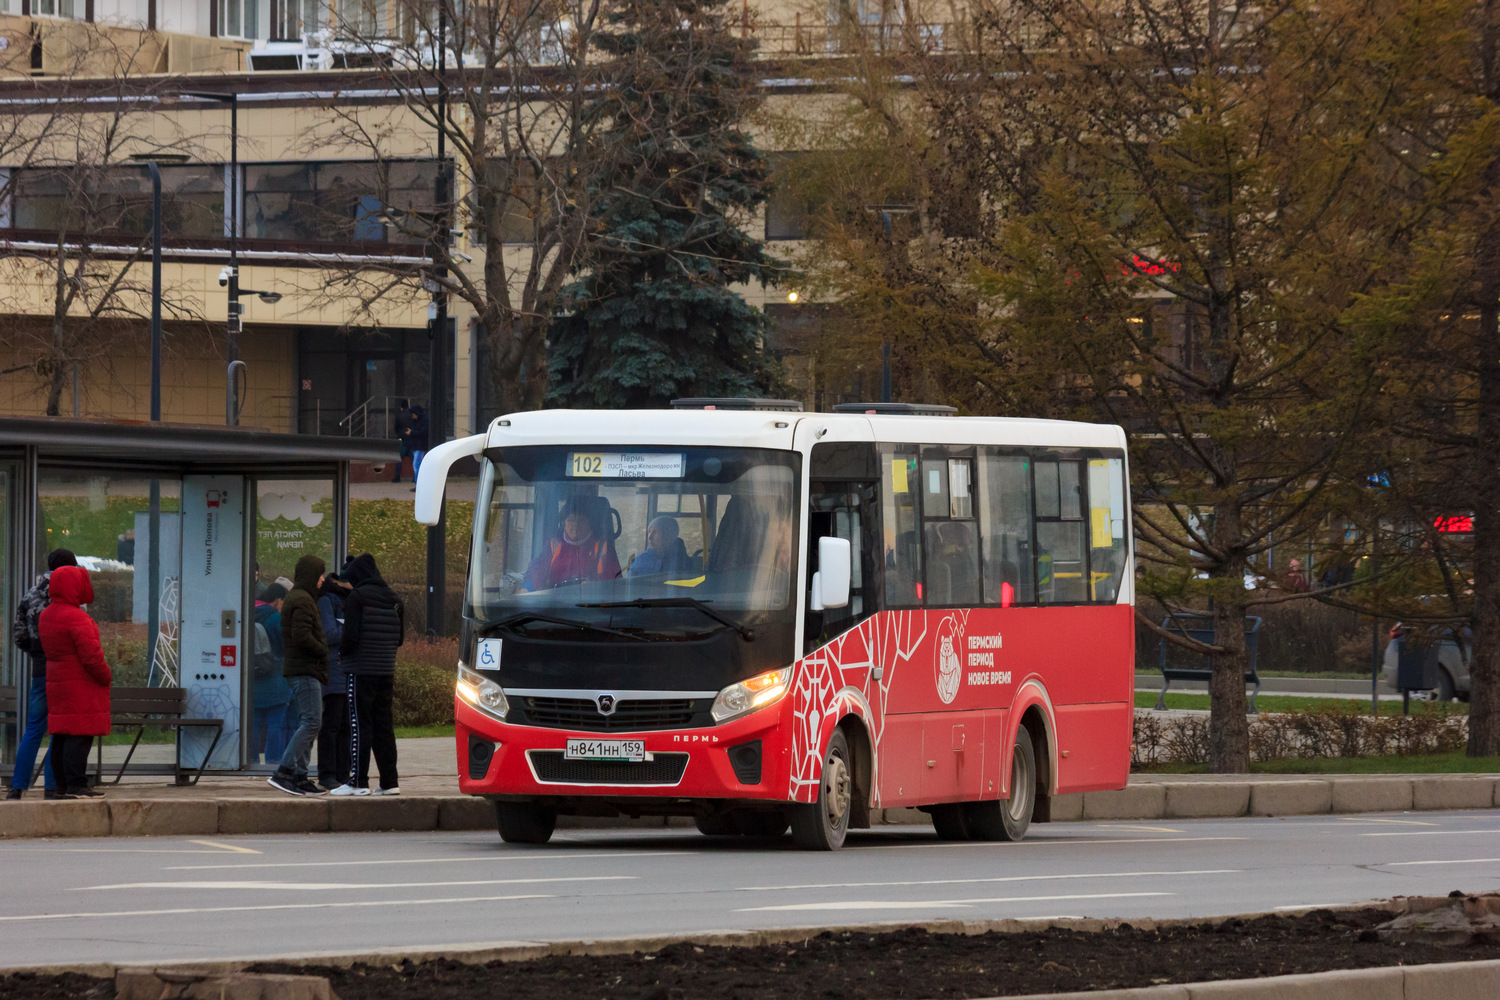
[791,729,853,850]
[966,726,1036,842]
[496,800,557,845]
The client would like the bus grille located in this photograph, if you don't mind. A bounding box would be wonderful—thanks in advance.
[527,751,689,785]
[521,697,699,732]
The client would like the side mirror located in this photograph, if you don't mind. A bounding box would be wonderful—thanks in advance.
[811,536,851,611]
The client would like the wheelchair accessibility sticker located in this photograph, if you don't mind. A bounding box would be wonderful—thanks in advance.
[478,638,502,669]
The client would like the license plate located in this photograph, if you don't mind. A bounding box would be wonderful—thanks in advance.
[565,738,646,762]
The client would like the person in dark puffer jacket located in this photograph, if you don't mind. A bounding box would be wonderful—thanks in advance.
[6,549,77,799]
[316,572,353,791]
[332,553,404,796]
[269,554,329,796]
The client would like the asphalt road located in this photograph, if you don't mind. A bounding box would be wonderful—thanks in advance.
[2,811,1498,969]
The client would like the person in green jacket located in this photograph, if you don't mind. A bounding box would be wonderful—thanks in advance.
[270,554,329,796]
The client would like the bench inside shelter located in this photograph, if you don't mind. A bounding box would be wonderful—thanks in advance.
[100,686,223,786]
[1156,614,1263,713]
[0,685,16,782]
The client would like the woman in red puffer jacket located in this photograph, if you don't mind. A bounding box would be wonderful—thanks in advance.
[40,565,111,798]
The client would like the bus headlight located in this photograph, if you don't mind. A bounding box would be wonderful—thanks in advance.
[711,669,789,724]
[457,663,509,720]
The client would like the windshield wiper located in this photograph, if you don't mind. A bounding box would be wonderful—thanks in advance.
[488,612,650,643]
[576,598,755,642]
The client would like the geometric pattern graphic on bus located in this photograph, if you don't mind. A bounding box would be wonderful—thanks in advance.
[789,610,927,803]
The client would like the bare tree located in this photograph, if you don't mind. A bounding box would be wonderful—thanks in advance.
[0,24,207,416]
[308,0,614,414]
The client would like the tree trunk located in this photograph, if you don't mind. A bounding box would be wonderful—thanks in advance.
[1468,0,1500,759]
[44,315,66,416]
[1209,499,1251,772]
[483,312,550,415]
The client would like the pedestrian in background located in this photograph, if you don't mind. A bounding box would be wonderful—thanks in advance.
[251,583,289,765]
[408,404,430,486]
[270,555,329,796]
[6,548,77,800]
[40,565,110,799]
[331,553,404,796]
[392,400,413,483]
[316,571,353,791]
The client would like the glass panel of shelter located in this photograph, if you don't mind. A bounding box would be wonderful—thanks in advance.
[249,477,336,769]
[0,461,12,769]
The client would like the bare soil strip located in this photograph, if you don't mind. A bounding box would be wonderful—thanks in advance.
[5,904,1500,999]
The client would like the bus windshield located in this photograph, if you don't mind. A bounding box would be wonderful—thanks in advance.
[467,446,800,637]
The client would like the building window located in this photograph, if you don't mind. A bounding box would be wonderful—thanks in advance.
[243,159,439,244]
[220,0,262,39]
[272,0,320,40]
[32,0,81,18]
[6,164,224,240]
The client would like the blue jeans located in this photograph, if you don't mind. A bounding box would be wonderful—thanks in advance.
[12,676,54,791]
[279,676,324,778]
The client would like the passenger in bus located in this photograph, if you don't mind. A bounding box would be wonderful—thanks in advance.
[522,499,622,591]
[629,516,691,577]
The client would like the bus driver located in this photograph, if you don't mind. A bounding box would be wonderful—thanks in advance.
[522,499,622,591]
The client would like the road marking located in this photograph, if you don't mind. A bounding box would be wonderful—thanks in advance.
[1092,825,1185,834]
[856,836,1246,850]
[166,850,693,871]
[737,891,1173,912]
[1383,858,1500,867]
[77,876,636,892]
[1362,830,1500,838]
[738,870,1238,892]
[1338,818,1440,827]
[188,840,262,855]
[0,894,553,923]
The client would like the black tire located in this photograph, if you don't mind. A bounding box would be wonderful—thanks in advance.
[791,728,853,850]
[694,813,739,836]
[966,726,1037,842]
[496,800,557,844]
[931,803,972,841]
[736,811,791,838]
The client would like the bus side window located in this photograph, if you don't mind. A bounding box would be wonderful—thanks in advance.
[1035,457,1088,603]
[979,450,1033,606]
[880,445,922,606]
[1088,456,1128,602]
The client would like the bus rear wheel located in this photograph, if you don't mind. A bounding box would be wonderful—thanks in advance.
[694,813,739,836]
[931,804,972,841]
[967,726,1036,842]
[791,729,853,850]
[496,800,557,845]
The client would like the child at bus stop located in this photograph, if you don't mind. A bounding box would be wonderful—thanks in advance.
[269,555,329,796]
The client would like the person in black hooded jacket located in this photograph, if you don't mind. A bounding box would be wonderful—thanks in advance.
[331,553,405,795]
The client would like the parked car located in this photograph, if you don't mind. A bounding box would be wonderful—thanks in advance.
[1383,624,1470,702]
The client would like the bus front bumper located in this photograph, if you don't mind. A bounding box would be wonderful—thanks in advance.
[454,697,793,803]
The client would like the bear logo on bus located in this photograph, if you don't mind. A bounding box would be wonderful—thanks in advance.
[935,615,963,704]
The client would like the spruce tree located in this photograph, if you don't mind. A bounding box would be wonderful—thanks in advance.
[547,0,785,408]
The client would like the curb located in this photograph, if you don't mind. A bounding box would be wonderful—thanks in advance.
[5,903,1500,999]
[996,959,1500,999]
[0,777,1495,840]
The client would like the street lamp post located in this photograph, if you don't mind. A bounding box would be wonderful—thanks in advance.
[426,7,452,636]
[183,91,240,424]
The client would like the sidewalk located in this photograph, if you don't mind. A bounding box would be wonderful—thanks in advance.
[1,736,1496,840]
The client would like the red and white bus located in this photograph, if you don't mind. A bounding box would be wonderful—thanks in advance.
[416,400,1133,850]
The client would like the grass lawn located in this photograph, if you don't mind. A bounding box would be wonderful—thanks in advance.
[1134,691,1468,716]
[395,724,453,739]
[1137,752,1500,775]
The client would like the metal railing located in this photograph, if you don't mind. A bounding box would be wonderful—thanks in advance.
[338,395,427,439]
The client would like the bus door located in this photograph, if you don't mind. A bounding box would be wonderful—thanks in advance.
[803,440,880,655]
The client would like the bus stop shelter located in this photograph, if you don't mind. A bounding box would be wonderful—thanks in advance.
[0,418,396,778]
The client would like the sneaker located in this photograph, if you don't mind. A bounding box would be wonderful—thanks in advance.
[42,790,64,800]
[67,787,102,798]
[329,784,371,796]
[373,786,400,796]
[267,772,302,796]
[295,779,325,795]
[5,787,21,801]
